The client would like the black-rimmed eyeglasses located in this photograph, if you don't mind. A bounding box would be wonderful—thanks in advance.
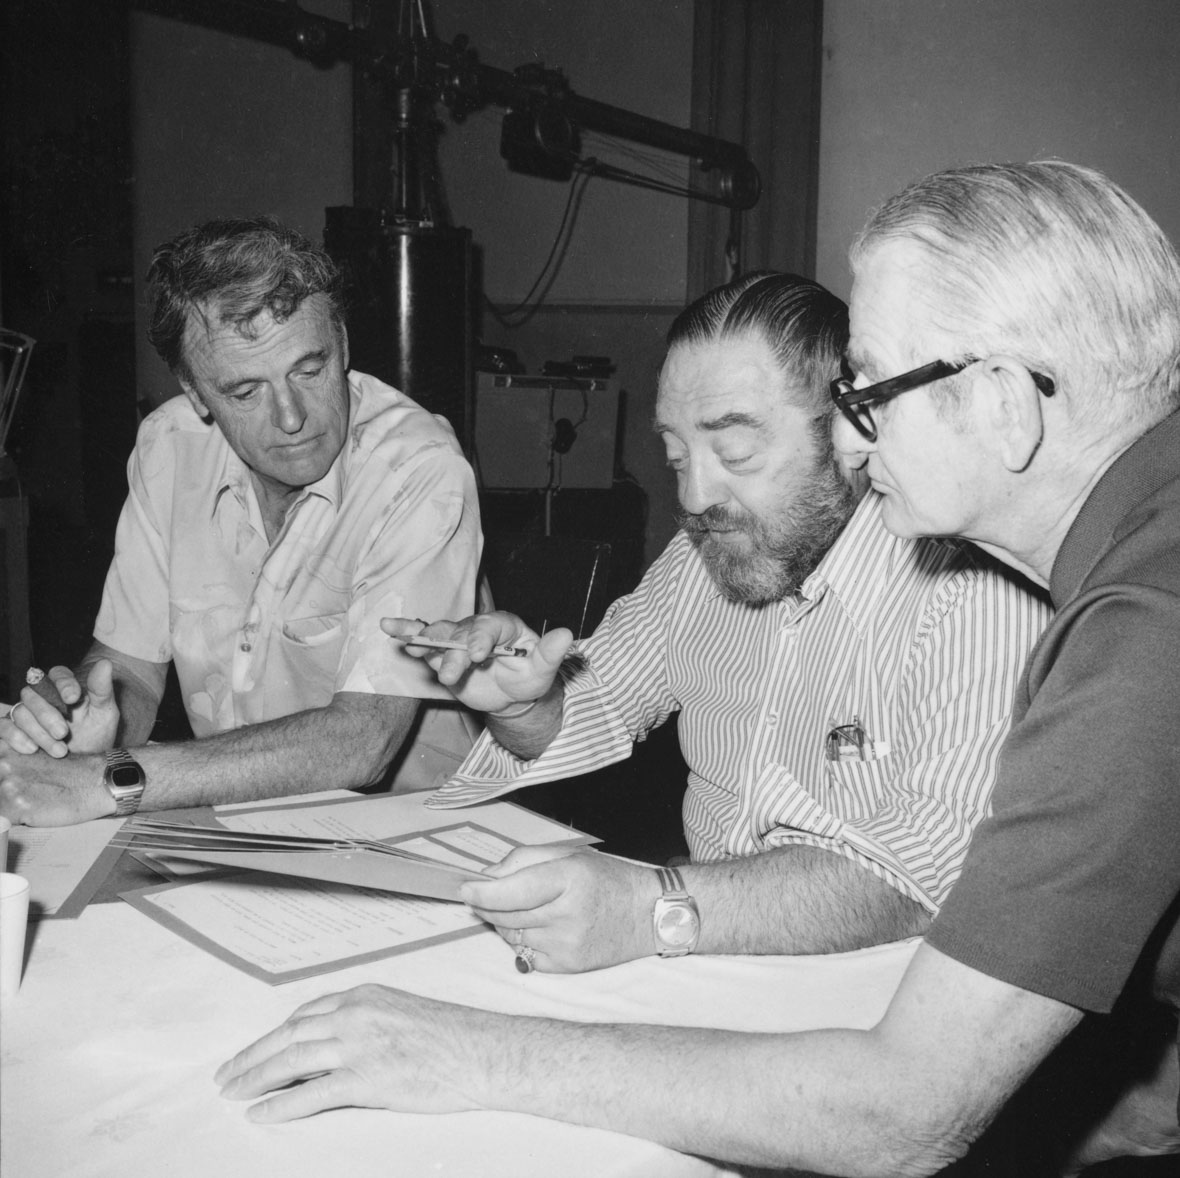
[829,358,1056,442]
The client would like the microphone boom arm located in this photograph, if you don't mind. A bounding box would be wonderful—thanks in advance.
[131,0,761,210]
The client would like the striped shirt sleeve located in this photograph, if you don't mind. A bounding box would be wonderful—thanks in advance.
[427,538,693,809]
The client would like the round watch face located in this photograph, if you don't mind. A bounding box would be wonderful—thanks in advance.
[656,903,698,947]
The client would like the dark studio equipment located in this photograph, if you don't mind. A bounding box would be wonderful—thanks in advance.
[323,205,474,450]
[130,0,762,453]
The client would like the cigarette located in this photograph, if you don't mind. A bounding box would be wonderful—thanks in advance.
[397,635,528,658]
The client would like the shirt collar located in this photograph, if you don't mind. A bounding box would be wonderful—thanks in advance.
[1050,407,1180,607]
[805,491,938,633]
[692,490,915,630]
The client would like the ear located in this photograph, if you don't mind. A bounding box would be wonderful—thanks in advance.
[975,356,1045,473]
[179,376,212,423]
[340,324,350,372]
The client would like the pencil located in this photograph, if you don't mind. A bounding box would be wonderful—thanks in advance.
[397,635,528,658]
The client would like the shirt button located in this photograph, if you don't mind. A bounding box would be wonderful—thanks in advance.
[240,642,252,652]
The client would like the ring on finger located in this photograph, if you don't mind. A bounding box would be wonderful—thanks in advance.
[5,701,26,724]
[514,945,537,974]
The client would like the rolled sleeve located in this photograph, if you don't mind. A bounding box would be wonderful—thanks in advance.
[93,410,178,664]
[428,657,635,807]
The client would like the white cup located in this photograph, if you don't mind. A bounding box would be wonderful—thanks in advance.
[0,873,31,997]
[0,816,10,872]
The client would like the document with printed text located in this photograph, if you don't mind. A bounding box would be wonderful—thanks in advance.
[119,791,598,983]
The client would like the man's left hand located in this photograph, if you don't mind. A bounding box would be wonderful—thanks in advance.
[461,847,659,973]
[0,748,113,825]
[217,984,496,1121]
[0,660,120,758]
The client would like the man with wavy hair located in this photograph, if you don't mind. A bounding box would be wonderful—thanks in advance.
[0,216,482,823]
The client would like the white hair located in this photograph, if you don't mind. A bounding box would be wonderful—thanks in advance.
[851,160,1180,435]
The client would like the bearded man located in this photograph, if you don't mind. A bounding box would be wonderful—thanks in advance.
[385,271,1051,972]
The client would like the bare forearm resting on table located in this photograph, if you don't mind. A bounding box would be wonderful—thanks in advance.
[460,947,1082,1176]
[130,693,418,808]
[688,845,931,955]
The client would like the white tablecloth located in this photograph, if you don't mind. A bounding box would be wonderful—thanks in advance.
[1,901,919,1177]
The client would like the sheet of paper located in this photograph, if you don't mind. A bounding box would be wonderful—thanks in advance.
[7,819,126,918]
[215,791,598,851]
[118,800,595,898]
[122,871,486,983]
[119,791,600,982]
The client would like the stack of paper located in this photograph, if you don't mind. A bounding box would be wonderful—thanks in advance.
[116,818,486,901]
[111,792,600,983]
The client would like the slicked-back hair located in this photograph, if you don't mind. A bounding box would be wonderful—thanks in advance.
[146,216,344,379]
[666,271,850,421]
[851,160,1180,434]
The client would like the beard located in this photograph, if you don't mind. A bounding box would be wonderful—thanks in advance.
[680,454,861,606]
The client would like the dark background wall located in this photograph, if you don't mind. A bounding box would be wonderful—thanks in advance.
[2,0,138,671]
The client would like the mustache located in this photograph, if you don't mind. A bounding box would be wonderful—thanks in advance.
[678,506,757,537]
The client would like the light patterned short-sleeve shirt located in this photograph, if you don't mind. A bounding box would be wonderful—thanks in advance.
[430,493,1053,911]
[95,371,482,789]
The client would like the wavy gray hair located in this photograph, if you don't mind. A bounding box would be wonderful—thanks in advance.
[146,215,343,380]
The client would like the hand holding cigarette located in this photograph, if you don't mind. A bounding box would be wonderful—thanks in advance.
[381,615,575,721]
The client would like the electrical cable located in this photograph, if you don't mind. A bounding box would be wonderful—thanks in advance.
[485,166,593,327]
[580,130,690,186]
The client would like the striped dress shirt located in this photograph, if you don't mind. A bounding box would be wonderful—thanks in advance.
[430,493,1053,911]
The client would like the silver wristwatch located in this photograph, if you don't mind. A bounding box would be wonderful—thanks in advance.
[102,748,146,817]
[651,865,701,957]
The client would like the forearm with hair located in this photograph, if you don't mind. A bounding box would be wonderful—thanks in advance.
[450,1011,963,1175]
[484,679,565,761]
[126,693,419,809]
[685,844,931,955]
[443,948,1081,1176]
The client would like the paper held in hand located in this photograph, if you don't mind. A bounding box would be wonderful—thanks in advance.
[115,817,488,901]
[112,791,600,983]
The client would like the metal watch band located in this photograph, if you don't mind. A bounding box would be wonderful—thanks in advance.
[653,865,700,958]
[103,748,145,817]
[656,865,690,899]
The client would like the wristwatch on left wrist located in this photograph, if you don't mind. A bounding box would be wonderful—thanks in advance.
[651,865,701,957]
[102,748,146,817]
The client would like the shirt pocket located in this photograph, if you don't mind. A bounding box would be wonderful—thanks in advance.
[821,752,895,821]
[278,611,348,698]
[281,612,347,647]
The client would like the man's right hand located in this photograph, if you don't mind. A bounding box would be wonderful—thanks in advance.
[460,846,659,973]
[0,660,120,759]
[382,614,574,716]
